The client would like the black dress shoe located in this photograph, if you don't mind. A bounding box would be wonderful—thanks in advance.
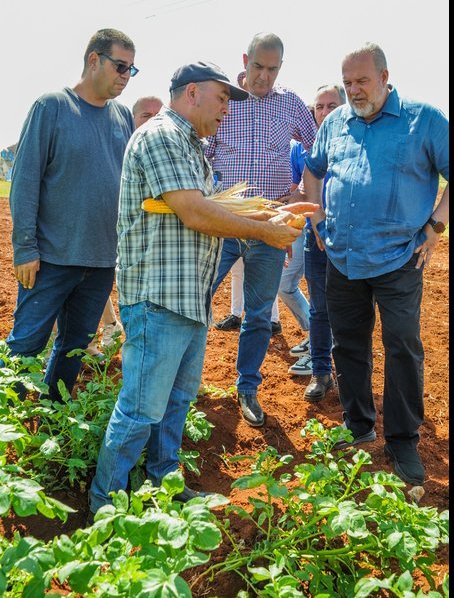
[384,444,425,485]
[173,485,212,503]
[214,314,242,331]
[238,392,265,427]
[304,374,335,402]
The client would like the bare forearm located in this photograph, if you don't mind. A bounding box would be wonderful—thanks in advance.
[432,182,449,225]
[302,168,324,206]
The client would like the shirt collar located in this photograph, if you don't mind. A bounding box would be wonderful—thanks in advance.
[163,106,203,147]
[345,85,401,122]
[237,71,284,99]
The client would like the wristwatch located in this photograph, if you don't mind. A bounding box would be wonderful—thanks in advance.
[427,217,446,234]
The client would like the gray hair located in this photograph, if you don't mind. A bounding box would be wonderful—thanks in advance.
[343,42,388,72]
[132,96,163,115]
[247,32,284,60]
[315,84,346,104]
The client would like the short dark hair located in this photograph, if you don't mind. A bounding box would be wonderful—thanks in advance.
[83,28,135,72]
[247,32,284,61]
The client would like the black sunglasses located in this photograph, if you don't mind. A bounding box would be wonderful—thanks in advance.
[97,53,139,77]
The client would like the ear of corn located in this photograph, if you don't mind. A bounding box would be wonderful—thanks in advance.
[140,182,306,229]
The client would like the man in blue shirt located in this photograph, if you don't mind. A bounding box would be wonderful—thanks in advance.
[6,29,136,401]
[304,43,449,486]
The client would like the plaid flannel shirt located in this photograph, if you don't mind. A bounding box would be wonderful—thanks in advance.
[116,107,221,325]
[205,73,317,200]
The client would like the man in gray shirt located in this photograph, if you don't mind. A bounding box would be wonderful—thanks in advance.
[6,28,136,401]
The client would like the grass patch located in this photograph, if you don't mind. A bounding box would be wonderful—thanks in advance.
[0,180,11,198]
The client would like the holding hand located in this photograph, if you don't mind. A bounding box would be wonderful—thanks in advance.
[14,259,40,290]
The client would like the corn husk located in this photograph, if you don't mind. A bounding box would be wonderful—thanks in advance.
[142,182,278,215]
[141,181,307,229]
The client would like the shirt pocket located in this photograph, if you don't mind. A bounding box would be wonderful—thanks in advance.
[267,117,291,152]
[371,218,417,259]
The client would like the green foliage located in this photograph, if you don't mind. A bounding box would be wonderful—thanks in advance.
[0,470,228,596]
[196,420,449,597]
[1,341,215,493]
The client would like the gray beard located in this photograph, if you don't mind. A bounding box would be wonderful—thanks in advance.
[351,101,375,118]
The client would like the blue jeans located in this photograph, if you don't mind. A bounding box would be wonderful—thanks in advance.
[89,301,207,512]
[278,233,310,331]
[304,230,332,376]
[6,261,114,401]
[213,238,285,395]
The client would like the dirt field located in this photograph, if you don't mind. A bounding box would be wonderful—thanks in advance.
[0,196,449,594]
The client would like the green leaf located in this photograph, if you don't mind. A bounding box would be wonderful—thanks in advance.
[23,576,46,598]
[354,576,394,598]
[0,423,25,442]
[396,570,414,592]
[136,570,191,597]
[248,566,271,581]
[39,438,61,458]
[112,489,129,512]
[58,561,100,594]
[190,520,222,551]
[0,486,12,515]
[387,531,403,549]
[157,516,189,549]
[161,470,185,495]
[232,473,269,489]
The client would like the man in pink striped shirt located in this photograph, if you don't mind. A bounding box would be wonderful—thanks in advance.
[206,32,317,427]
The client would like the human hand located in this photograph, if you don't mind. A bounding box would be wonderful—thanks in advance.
[264,212,301,249]
[414,224,442,268]
[310,207,326,251]
[14,259,40,289]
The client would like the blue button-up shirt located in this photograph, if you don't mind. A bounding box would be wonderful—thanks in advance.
[305,87,449,279]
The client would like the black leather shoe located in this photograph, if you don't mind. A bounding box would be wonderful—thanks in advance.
[271,321,282,336]
[333,423,377,450]
[304,374,335,402]
[384,444,425,485]
[173,485,212,503]
[214,314,242,331]
[238,392,265,427]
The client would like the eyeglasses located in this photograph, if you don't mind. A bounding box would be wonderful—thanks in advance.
[97,53,139,77]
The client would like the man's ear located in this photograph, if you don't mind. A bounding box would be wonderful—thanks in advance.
[88,51,99,71]
[242,53,249,69]
[185,82,198,105]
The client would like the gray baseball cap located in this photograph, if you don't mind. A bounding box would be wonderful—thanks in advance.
[169,61,249,101]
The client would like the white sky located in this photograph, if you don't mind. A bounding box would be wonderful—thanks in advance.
[0,0,449,149]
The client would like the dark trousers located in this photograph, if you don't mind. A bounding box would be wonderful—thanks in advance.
[326,254,424,447]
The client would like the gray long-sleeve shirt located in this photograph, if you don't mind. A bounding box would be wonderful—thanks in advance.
[10,87,134,267]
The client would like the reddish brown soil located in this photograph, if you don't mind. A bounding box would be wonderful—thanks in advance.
[0,196,449,595]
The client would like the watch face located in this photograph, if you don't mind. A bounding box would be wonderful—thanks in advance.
[433,221,446,234]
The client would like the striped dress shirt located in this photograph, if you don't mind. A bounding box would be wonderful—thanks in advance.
[206,73,317,201]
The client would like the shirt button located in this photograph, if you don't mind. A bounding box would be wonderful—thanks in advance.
[351,203,355,207]
[348,248,353,252]
[349,224,353,229]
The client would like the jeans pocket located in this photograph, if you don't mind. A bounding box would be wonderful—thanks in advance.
[145,301,167,313]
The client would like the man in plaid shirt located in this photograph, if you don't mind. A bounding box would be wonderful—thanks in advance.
[206,32,317,427]
[89,62,316,513]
